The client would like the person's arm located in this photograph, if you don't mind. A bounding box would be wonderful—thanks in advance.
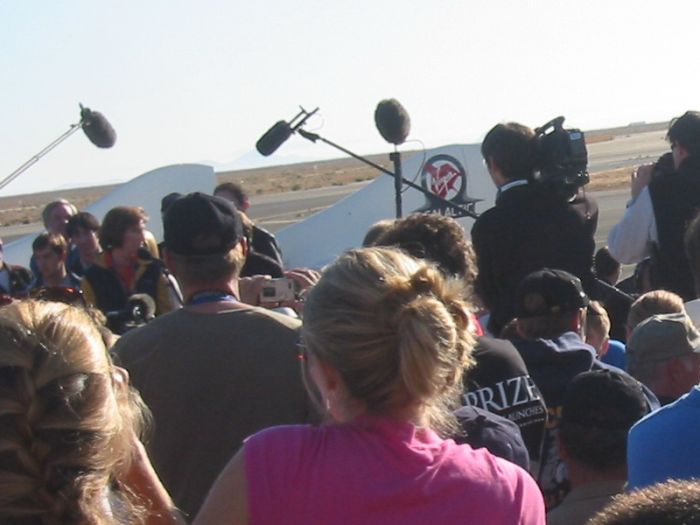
[192,447,249,525]
[607,187,657,264]
[122,438,186,525]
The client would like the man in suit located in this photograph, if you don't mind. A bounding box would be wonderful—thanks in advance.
[471,122,596,335]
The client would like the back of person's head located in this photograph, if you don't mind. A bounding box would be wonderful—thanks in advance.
[626,289,685,334]
[594,247,621,285]
[362,219,396,247]
[41,200,77,230]
[31,232,67,257]
[302,247,475,435]
[588,479,700,525]
[66,211,100,238]
[559,370,648,473]
[514,268,590,340]
[667,110,700,157]
[213,182,248,210]
[0,300,146,524]
[481,122,536,180]
[373,213,476,288]
[685,212,700,297]
[585,300,611,356]
[163,193,246,286]
[99,206,148,250]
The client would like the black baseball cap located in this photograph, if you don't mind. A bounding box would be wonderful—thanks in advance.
[562,370,649,430]
[515,268,589,318]
[164,192,244,256]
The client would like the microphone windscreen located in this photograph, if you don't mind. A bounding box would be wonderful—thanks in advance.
[374,99,411,145]
[127,293,157,320]
[256,120,292,156]
[80,107,117,148]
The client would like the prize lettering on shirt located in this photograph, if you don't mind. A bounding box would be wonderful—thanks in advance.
[416,154,480,218]
[462,375,545,422]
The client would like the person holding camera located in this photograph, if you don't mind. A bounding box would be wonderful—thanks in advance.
[471,122,597,336]
[608,111,700,300]
[113,193,310,519]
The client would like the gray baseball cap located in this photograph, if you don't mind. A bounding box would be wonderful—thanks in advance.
[627,312,700,366]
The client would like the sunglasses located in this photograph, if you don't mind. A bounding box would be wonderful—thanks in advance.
[31,287,86,307]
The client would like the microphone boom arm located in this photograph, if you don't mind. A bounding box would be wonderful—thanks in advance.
[0,122,83,192]
[296,128,478,219]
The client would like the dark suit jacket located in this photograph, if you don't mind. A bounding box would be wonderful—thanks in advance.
[471,182,596,335]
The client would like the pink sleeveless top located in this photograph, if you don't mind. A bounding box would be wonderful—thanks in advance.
[245,416,544,525]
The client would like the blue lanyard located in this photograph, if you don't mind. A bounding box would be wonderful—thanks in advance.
[187,291,239,306]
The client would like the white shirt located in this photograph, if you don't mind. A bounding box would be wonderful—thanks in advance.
[607,187,659,264]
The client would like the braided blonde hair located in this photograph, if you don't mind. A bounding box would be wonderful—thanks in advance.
[0,300,145,525]
[303,247,475,435]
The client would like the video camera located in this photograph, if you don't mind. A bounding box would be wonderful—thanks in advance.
[532,116,589,197]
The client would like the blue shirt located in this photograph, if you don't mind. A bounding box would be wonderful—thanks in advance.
[628,386,700,489]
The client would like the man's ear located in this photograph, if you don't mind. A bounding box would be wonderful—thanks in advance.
[573,308,585,334]
[239,236,249,258]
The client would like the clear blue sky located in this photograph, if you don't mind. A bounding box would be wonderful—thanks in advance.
[0,1,695,196]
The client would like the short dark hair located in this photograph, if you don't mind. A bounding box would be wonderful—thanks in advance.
[362,219,396,247]
[99,207,148,250]
[588,479,700,525]
[594,247,620,281]
[214,182,248,209]
[66,212,100,238]
[559,370,648,472]
[667,111,700,157]
[373,213,475,285]
[481,122,536,180]
[32,232,67,257]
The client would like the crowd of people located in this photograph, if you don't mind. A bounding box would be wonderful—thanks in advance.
[1,112,700,524]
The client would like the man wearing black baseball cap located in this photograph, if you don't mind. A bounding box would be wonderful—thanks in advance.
[506,268,658,511]
[114,193,309,518]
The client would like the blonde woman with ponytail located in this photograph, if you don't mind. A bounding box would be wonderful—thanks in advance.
[0,300,181,525]
[195,248,545,525]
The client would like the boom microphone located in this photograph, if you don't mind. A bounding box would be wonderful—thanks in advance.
[80,104,116,148]
[374,99,411,146]
[256,120,292,156]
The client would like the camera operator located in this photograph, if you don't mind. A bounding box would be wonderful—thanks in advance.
[471,121,597,336]
[608,111,700,300]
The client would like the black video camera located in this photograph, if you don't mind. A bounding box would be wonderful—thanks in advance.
[533,116,589,197]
